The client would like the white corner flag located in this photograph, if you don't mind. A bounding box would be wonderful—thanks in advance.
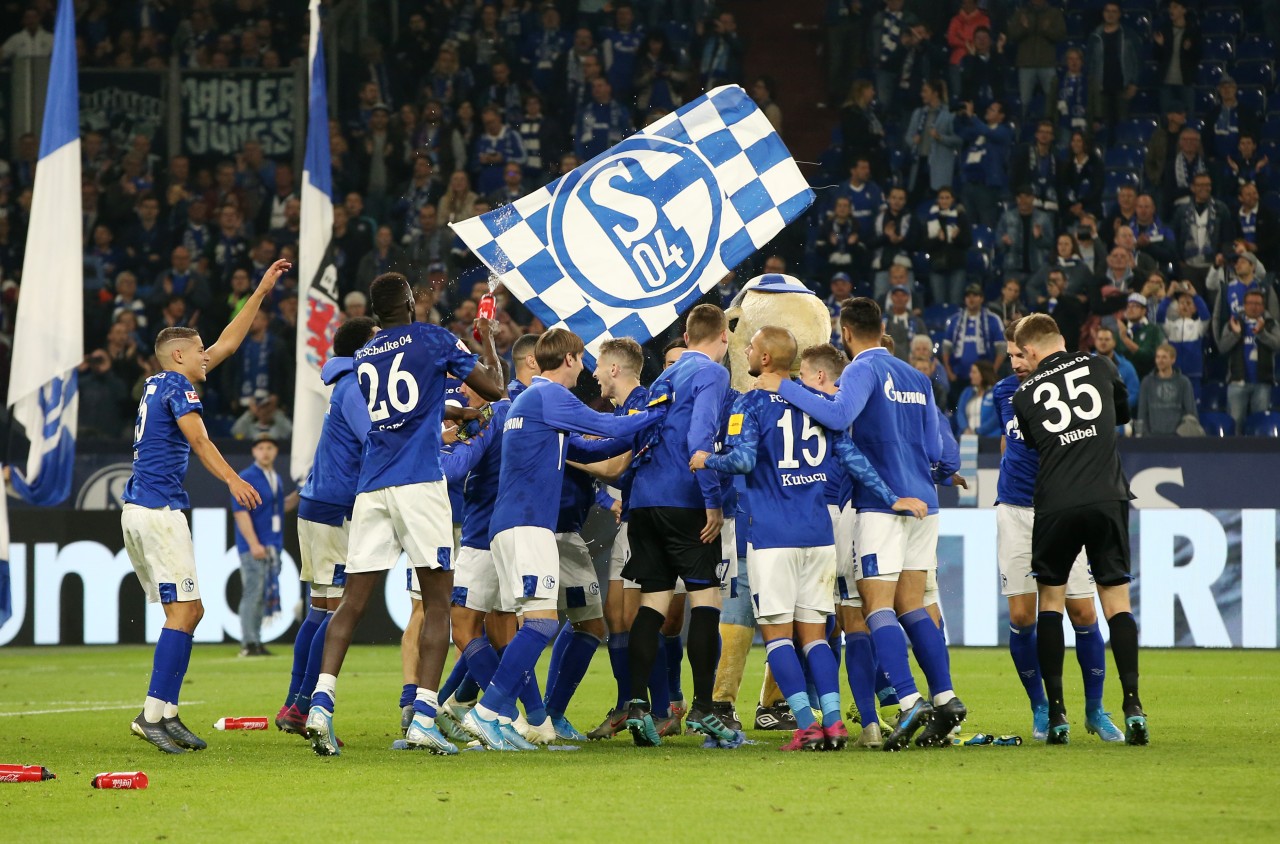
[6,0,82,507]
[292,0,342,483]
[451,85,813,366]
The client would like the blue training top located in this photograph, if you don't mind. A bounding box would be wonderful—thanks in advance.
[298,357,372,526]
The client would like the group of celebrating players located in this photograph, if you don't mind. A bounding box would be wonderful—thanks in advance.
[118,260,1150,757]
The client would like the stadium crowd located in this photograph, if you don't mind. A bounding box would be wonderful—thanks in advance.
[0,0,1278,439]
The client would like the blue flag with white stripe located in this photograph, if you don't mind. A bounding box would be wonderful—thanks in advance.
[451,85,813,366]
[6,0,82,508]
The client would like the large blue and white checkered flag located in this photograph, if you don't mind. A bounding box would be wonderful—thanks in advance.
[451,85,813,365]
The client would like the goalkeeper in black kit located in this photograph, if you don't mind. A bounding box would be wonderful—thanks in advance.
[1009,314,1148,746]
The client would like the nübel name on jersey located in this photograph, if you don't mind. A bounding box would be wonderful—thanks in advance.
[883,375,927,405]
[356,334,413,359]
[1058,425,1098,446]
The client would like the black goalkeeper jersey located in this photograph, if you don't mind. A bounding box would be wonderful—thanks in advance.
[1012,350,1133,514]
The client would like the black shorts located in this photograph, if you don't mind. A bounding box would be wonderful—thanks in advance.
[623,507,721,594]
[1032,500,1131,588]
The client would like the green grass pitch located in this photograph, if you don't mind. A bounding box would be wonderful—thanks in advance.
[0,645,1275,841]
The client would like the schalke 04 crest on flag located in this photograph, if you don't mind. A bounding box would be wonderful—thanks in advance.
[451,85,813,367]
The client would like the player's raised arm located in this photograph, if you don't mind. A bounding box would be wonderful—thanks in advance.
[542,387,653,439]
[176,412,261,508]
[773,361,871,431]
[694,394,756,474]
[206,259,291,371]
[464,317,508,401]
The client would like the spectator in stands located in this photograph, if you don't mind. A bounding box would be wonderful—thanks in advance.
[957,98,1013,229]
[343,291,368,320]
[925,185,970,306]
[910,334,950,407]
[1038,269,1091,352]
[1116,292,1165,378]
[751,75,782,135]
[234,308,286,409]
[942,283,1006,405]
[1012,120,1060,215]
[110,271,148,331]
[575,77,631,161]
[1174,173,1230,287]
[1152,0,1198,118]
[1007,0,1065,122]
[1086,2,1139,130]
[151,294,191,346]
[883,283,926,359]
[122,194,169,283]
[1217,290,1280,433]
[437,170,479,226]
[356,103,404,221]
[1204,76,1258,164]
[953,358,999,437]
[1058,130,1103,229]
[1131,193,1177,266]
[944,0,989,99]
[1055,47,1088,146]
[1208,251,1279,327]
[232,391,294,441]
[427,46,474,113]
[1103,183,1139,249]
[257,162,296,235]
[996,186,1054,285]
[85,224,128,293]
[1158,282,1209,397]
[988,277,1030,327]
[1233,182,1279,271]
[560,28,599,112]
[905,78,960,204]
[206,203,249,289]
[1164,127,1208,218]
[958,26,1006,112]
[1073,215,1106,276]
[517,93,561,187]
[76,348,132,439]
[1094,325,1140,411]
[415,99,463,176]
[449,101,481,167]
[840,80,888,181]
[0,8,53,62]
[151,244,212,318]
[833,158,884,271]
[1224,135,1272,200]
[894,22,948,117]
[818,196,860,279]
[870,185,920,299]
[355,225,410,296]
[697,11,743,89]
[634,30,690,118]
[525,4,569,96]
[473,105,526,196]
[404,204,451,268]
[1136,344,1197,437]
[870,0,916,113]
[104,317,144,386]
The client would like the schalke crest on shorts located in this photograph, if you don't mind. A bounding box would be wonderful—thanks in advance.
[451,85,813,367]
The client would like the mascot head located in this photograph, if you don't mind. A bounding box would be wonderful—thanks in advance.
[724,273,834,394]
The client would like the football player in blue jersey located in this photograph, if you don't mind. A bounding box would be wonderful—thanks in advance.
[276,317,378,736]
[994,321,1121,742]
[121,258,290,753]
[305,272,506,756]
[462,329,656,750]
[693,326,927,751]
[757,298,966,751]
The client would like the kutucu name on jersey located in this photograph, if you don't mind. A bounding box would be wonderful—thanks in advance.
[1058,424,1098,446]
[883,376,927,405]
[781,470,828,488]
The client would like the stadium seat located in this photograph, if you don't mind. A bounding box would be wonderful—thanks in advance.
[1196,61,1227,88]
[1121,0,1157,12]
[1105,145,1144,170]
[1199,36,1235,64]
[970,224,993,252]
[1238,86,1267,115]
[1194,87,1219,116]
[1121,12,1151,40]
[965,247,990,276]
[1266,192,1280,216]
[1272,384,1280,410]
[1236,36,1277,63]
[1233,61,1275,89]
[1113,117,1159,147]
[1138,60,1161,89]
[1199,410,1235,437]
[1243,411,1280,437]
[1201,8,1242,37]
[1104,169,1140,197]
[1200,380,1227,411]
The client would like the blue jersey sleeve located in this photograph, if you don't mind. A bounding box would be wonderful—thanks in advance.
[542,387,652,439]
[932,407,961,483]
[163,380,202,422]
[923,386,942,464]
[687,365,729,507]
[339,379,372,443]
[705,394,759,475]
[832,432,898,509]
[594,486,616,510]
[424,323,479,381]
[440,429,492,485]
[566,434,634,462]
[777,360,873,431]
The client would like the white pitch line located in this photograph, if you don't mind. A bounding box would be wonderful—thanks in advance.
[0,701,205,717]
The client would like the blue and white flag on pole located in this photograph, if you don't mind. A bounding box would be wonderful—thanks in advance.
[451,85,813,366]
[291,0,342,483]
[6,0,82,507]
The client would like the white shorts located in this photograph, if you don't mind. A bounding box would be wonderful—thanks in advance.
[556,532,603,622]
[609,521,640,589]
[453,546,514,613]
[747,544,837,626]
[830,504,860,608]
[855,512,939,581]
[122,504,200,604]
[347,481,454,575]
[718,518,739,600]
[997,504,1095,599]
[492,526,559,613]
[298,518,349,600]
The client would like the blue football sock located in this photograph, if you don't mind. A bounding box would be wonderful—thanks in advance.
[844,631,879,726]
[1009,622,1047,707]
[608,632,630,710]
[481,619,556,720]
[400,683,418,709]
[649,634,671,717]
[287,608,326,706]
[439,653,467,703]
[1074,623,1106,708]
[765,638,816,730]
[827,616,842,665]
[544,623,573,703]
[298,612,331,703]
[148,628,189,705]
[937,612,947,642]
[461,637,501,693]
[900,608,953,700]
[173,629,193,706]
[866,608,919,703]
[518,657,547,725]
[663,634,684,703]
[803,640,842,727]
[799,644,821,712]
[456,674,482,704]
[545,631,601,717]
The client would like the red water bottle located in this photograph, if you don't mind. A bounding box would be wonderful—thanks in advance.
[0,764,56,782]
[91,771,148,789]
[213,716,270,730]
[473,292,496,341]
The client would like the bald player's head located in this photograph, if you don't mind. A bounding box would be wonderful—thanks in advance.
[746,325,797,378]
